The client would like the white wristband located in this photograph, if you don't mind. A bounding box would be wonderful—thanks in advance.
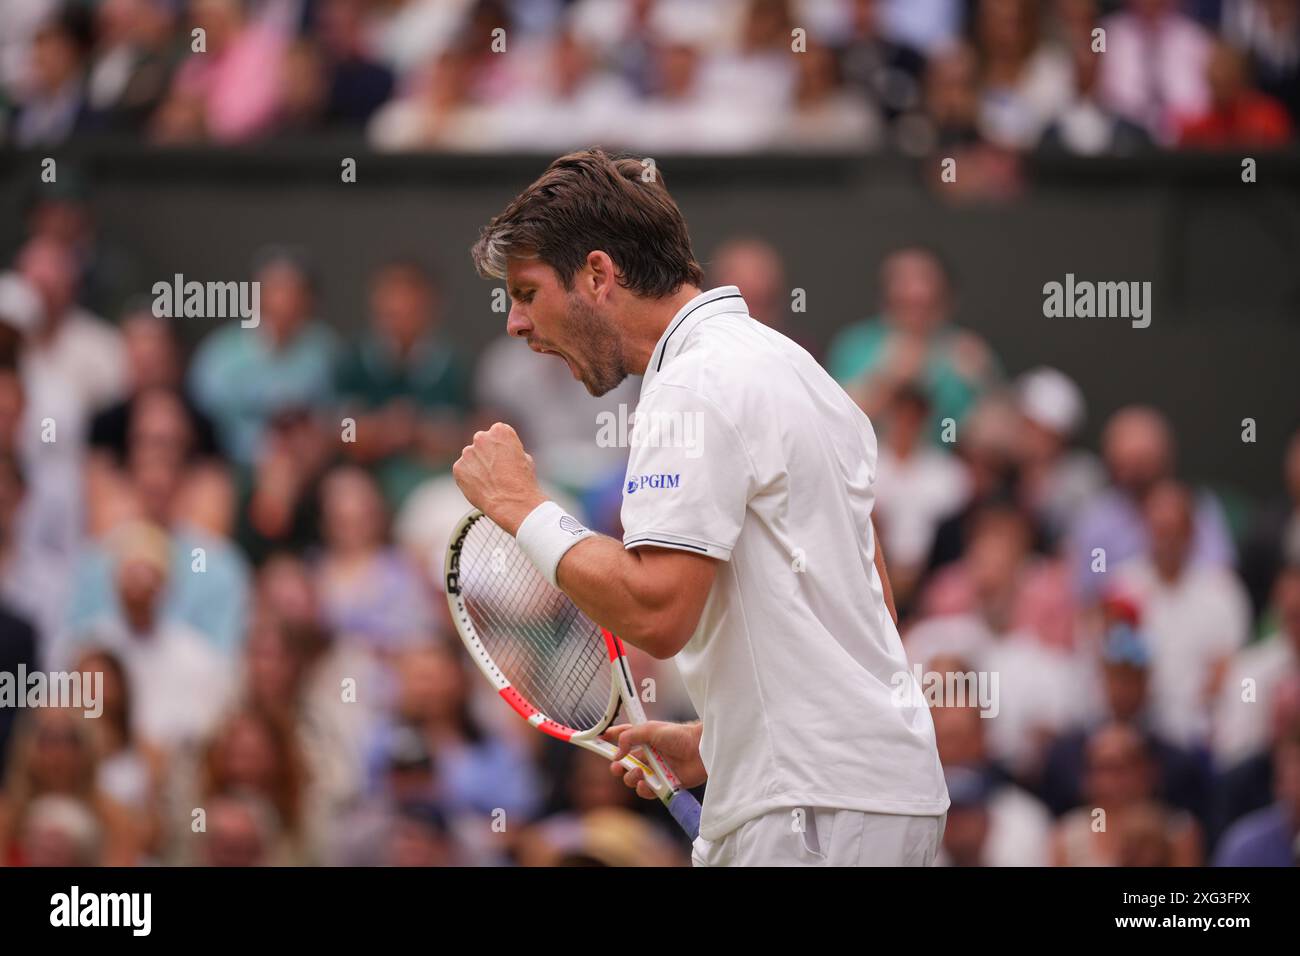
[514,501,595,588]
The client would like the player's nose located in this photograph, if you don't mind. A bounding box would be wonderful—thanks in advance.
[506,305,531,338]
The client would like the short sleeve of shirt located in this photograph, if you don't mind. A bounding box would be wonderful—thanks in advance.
[620,384,754,561]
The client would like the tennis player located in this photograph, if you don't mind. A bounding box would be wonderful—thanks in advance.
[452,148,949,866]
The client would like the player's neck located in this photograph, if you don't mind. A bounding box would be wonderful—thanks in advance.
[624,284,703,375]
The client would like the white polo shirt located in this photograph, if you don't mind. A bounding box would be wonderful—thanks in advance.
[621,286,950,840]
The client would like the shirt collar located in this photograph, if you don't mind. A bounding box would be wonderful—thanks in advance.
[641,286,748,393]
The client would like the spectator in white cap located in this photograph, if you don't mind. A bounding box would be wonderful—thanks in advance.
[1015,366,1104,548]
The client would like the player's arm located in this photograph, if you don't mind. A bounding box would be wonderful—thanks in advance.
[556,537,716,659]
[452,422,715,659]
[873,516,898,626]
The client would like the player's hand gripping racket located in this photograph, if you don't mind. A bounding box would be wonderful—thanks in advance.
[444,508,703,840]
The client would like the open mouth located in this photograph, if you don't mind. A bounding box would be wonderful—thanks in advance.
[530,343,579,380]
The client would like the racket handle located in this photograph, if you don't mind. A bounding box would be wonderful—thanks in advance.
[667,790,702,841]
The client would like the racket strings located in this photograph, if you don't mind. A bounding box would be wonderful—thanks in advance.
[459,519,612,732]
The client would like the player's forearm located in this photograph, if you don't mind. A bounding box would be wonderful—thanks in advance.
[556,536,696,659]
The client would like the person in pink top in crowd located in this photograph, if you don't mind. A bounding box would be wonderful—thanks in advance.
[163,0,289,143]
[1096,0,1214,144]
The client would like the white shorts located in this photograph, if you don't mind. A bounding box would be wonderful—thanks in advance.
[691,807,947,867]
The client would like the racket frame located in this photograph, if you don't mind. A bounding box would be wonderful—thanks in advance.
[445,509,698,830]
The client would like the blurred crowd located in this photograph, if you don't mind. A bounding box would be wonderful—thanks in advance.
[0,193,701,865]
[2,0,1300,157]
[0,179,1297,867]
[838,247,1300,867]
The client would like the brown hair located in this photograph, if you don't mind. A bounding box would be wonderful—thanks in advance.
[201,708,306,837]
[0,708,140,865]
[470,147,703,299]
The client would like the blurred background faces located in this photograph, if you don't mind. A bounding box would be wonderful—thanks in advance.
[0,0,1298,868]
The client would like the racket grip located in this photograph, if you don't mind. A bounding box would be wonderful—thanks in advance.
[667,790,702,841]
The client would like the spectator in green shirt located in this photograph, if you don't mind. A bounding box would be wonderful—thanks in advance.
[825,245,1001,443]
[336,259,472,508]
[189,247,340,468]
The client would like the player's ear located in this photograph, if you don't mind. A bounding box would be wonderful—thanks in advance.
[585,250,618,303]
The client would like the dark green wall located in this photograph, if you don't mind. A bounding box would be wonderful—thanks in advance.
[2,147,1297,500]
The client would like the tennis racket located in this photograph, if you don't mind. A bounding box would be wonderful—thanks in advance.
[444,508,702,840]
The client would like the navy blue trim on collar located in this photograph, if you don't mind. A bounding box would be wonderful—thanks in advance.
[654,294,744,372]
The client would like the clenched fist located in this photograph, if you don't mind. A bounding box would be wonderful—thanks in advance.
[451,422,547,535]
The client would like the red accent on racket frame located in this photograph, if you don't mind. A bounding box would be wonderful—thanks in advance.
[498,686,575,741]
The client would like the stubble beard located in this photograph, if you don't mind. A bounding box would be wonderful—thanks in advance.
[562,292,628,397]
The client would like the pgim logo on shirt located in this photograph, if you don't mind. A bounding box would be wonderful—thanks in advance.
[625,473,681,494]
